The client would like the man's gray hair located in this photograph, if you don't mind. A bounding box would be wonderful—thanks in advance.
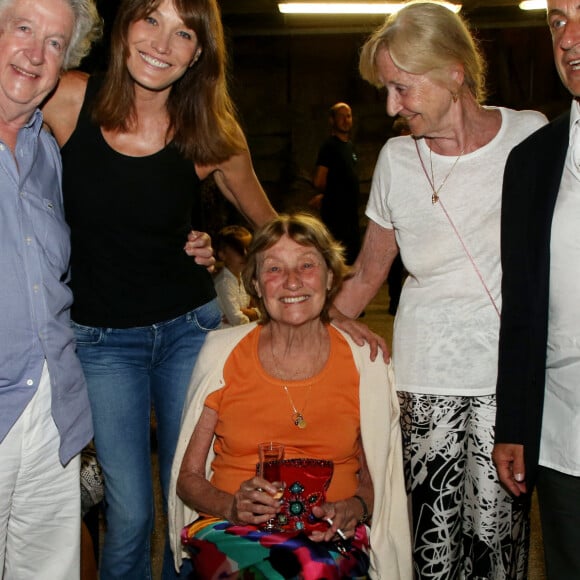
[0,0,102,69]
[63,0,102,69]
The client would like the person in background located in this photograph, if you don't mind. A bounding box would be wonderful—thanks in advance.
[331,2,547,578]
[40,0,277,578]
[168,213,412,579]
[493,1,580,577]
[311,102,361,265]
[0,0,100,577]
[214,224,260,327]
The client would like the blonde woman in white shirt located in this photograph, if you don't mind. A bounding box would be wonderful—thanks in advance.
[332,3,547,579]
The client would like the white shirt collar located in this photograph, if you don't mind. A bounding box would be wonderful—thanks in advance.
[566,99,580,177]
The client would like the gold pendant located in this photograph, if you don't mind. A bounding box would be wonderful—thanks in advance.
[294,414,307,429]
[432,192,439,205]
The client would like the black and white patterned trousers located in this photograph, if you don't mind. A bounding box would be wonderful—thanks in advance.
[398,393,529,580]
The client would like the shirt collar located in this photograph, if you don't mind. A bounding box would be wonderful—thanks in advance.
[567,99,580,178]
[569,98,580,136]
[25,109,44,134]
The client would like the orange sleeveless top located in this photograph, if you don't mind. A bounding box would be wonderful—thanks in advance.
[205,325,361,501]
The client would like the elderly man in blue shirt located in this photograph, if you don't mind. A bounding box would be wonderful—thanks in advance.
[0,0,100,577]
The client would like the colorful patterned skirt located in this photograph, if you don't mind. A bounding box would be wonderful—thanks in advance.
[181,517,371,579]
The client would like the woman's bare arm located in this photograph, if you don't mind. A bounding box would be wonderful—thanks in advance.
[334,221,399,318]
[330,222,399,360]
[197,131,277,228]
[42,71,88,147]
[177,406,282,525]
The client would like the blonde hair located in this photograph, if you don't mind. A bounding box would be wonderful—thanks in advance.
[242,213,349,324]
[359,1,487,103]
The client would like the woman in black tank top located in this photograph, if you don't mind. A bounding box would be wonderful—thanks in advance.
[41,1,276,578]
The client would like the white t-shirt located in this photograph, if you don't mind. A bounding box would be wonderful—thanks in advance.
[366,107,547,396]
[541,99,580,476]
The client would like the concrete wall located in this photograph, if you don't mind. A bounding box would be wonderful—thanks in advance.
[225,25,568,224]
[82,7,570,232]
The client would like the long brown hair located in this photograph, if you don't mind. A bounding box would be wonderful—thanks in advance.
[91,0,246,165]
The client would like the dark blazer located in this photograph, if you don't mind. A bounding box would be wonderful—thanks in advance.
[495,111,570,490]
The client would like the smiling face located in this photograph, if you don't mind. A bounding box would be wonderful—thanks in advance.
[254,234,333,328]
[126,0,200,95]
[375,48,456,138]
[0,0,73,121]
[548,0,580,97]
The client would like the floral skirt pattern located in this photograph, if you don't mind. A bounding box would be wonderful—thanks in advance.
[398,392,530,580]
[181,517,370,579]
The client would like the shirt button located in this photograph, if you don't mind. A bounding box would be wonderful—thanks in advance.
[25,236,32,245]
[26,379,34,386]
[33,284,39,293]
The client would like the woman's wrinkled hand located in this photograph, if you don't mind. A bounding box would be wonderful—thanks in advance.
[228,476,283,526]
[331,309,390,363]
[309,498,359,543]
[184,230,216,272]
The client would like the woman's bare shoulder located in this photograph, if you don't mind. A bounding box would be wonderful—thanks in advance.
[42,71,90,146]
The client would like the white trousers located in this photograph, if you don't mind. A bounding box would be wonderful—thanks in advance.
[0,362,81,580]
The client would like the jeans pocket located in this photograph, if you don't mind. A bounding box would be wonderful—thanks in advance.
[71,321,103,346]
[190,298,222,332]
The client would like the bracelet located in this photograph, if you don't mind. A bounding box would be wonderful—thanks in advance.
[352,494,370,524]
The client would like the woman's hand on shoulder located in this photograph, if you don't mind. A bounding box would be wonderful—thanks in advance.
[184,230,215,272]
[229,476,283,526]
[42,70,89,147]
[331,306,390,362]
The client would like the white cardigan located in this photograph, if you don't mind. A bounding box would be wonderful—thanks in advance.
[168,323,412,579]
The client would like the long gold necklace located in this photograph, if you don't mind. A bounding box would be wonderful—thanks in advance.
[282,385,311,429]
[415,139,465,204]
[270,337,320,429]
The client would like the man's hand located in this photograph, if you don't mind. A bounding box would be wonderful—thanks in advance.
[492,443,527,496]
[184,231,215,272]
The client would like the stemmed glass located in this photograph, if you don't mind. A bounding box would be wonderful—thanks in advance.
[257,442,285,531]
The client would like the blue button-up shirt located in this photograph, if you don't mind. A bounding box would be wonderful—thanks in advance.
[0,109,92,465]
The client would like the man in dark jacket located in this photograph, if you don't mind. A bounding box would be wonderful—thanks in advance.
[493,2,580,577]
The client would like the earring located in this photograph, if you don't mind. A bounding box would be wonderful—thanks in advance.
[189,52,201,68]
[451,92,458,103]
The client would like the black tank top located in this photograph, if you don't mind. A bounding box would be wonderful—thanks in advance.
[62,75,216,327]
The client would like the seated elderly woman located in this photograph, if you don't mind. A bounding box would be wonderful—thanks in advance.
[168,213,411,579]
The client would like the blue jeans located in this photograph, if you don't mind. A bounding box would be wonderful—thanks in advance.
[73,299,221,580]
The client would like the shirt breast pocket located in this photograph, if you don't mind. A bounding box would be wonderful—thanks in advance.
[36,196,70,276]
